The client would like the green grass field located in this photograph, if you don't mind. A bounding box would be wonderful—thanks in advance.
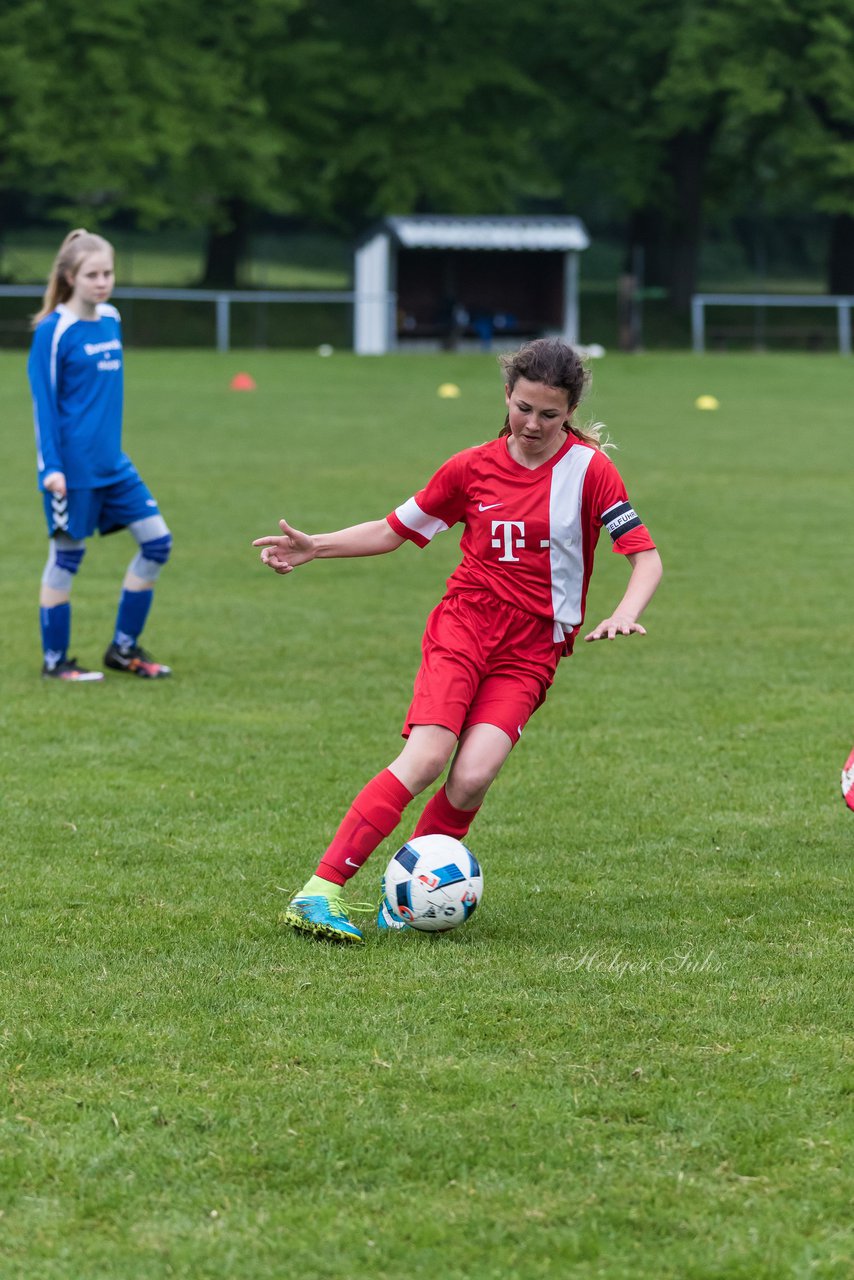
[1,350,852,1279]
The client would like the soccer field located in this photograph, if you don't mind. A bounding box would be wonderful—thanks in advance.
[1,349,851,1279]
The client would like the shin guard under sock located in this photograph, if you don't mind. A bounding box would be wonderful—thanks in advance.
[412,785,480,842]
[316,768,414,885]
[40,602,71,669]
[114,588,153,649]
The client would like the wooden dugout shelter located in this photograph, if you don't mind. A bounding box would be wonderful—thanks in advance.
[353,214,591,355]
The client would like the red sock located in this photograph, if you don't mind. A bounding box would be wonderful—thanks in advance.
[412,785,480,842]
[316,768,413,885]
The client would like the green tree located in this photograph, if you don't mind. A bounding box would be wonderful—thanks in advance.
[0,1,60,263]
[684,0,854,292]
[2,0,343,285]
[5,0,854,301]
[4,0,546,285]
[535,0,735,313]
[541,0,854,308]
[9,0,179,225]
[309,0,547,230]
[145,0,345,285]
[777,1,854,291]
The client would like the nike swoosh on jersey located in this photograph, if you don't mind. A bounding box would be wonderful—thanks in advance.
[478,501,503,511]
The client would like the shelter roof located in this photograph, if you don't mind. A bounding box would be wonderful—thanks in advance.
[379,214,590,252]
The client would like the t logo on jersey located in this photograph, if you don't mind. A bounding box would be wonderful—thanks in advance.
[491,519,526,562]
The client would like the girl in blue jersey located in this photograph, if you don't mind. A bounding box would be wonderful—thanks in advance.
[29,229,173,681]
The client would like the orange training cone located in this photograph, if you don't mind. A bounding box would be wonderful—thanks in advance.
[230,372,256,391]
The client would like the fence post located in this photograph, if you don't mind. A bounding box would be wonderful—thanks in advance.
[691,295,705,354]
[563,250,580,346]
[838,301,852,355]
[216,295,230,353]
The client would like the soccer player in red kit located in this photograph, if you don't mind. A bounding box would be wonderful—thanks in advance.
[253,338,663,943]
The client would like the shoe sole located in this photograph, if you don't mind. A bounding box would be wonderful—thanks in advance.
[42,672,104,682]
[281,908,364,945]
[104,663,171,679]
[377,906,412,933]
[377,893,412,932]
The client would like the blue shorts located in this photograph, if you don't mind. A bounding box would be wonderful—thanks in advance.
[43,472,161,541]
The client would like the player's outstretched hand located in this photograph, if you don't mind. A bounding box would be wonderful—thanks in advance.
[252,519,316,574]
[584,615,647,642]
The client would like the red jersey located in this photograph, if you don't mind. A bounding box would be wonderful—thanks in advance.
[386,432,655,645]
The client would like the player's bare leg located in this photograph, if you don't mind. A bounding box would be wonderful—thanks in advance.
[387,724,458,793]
[444,723,514,810]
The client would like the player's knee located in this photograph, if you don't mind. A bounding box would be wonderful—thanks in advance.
[447,761,494,807]
[41,542,85,591]
[131,531,172,581]
[413,749,450,791]
[140,532,172,566]
[393,727,457,795]
[55,546,86,575]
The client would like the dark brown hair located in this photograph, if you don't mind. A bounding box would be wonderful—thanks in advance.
[499,337,606,449]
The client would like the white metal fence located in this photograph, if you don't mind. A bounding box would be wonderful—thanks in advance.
[692,292,854,354]
[9,283,851,354]
[0,284,395,351]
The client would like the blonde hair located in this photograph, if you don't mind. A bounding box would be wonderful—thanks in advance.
[31,228,114,327]
[499,337,611,451]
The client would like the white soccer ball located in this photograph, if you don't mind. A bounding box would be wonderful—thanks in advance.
[382,834,483,932]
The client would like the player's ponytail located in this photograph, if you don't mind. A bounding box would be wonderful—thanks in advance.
[31,229,113,326]
[498,337,612,451]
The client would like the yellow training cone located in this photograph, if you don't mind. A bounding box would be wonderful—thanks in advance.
[437,383,461,399]
[695,395,719,410]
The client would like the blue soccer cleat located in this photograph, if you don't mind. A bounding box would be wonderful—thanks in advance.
[282,893,365,944]
[377,895,412,932]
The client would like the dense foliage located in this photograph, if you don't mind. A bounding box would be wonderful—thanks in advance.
[2,0,853,297]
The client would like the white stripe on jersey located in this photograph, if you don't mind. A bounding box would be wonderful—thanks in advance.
[547,442,595,633]
[394,496,450,542]
[33,307,78,470]
[34,401,44,471]
[51,306,79,393]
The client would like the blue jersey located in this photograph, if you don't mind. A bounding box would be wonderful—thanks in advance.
[28,303,135,491]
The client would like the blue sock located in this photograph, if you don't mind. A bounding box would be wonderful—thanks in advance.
[40,602,71,669]
[113,589,153,649]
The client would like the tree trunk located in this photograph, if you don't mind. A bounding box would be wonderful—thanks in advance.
[626,208,669,289]
[663,126,716,313]
[828,212,854,294]
[626,123,717,316]
[200,197,250,288]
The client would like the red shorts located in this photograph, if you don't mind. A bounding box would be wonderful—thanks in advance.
[403,590,561,744]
